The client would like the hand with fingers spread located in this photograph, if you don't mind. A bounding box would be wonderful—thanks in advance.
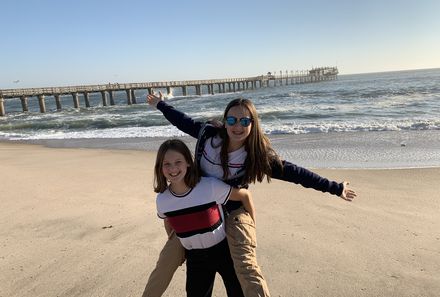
[340,181,357,202]
[147,91,164,108]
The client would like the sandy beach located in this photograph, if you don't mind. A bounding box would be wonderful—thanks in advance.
[1,142,439,297]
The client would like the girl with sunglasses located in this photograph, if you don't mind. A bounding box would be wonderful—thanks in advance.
[143,94,357,297]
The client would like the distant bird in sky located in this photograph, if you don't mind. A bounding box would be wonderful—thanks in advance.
[13,80,20,83]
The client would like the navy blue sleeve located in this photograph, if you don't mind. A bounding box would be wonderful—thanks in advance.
[156,101,204,139]
[270,159,344,197]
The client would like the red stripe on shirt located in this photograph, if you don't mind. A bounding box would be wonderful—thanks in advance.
[167,204,221,234]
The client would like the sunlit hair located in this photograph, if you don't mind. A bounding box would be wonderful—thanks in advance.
[154,139,200,193]
[220,98,281,184]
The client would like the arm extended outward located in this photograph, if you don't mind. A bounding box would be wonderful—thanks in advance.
[147,92,203,139]
[270,159,357,201]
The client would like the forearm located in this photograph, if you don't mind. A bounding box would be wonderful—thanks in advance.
[241,195,256,224]
[271,159,343,196]
[164,219,173,237]
[229,188,256,223]
[156,101,203,138]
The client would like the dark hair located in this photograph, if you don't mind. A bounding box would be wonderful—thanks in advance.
[154,139,200,193]
[220,98,281,184]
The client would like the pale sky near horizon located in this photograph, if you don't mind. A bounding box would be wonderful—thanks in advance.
[1,0,439,88]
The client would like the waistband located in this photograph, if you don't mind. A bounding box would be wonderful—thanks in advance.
[185,238,228,256]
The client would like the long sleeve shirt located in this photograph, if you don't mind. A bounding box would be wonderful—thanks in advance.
[156,101,344,197]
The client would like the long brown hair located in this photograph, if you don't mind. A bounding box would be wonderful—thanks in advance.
[154,139,200,193]
[219,98,281,184]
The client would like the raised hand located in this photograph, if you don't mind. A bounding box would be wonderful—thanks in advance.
[146,91,164,107]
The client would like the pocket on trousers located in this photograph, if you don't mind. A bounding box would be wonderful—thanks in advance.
[226,209,257,247]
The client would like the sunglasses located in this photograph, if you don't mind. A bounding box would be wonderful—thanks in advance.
[225,116,253,127]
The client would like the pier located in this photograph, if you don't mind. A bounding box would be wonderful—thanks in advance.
[0,67,338,116]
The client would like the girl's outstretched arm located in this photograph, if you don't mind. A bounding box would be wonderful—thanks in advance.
[229,188,256,224]
[270,159,357,201]
[147,92,203,139]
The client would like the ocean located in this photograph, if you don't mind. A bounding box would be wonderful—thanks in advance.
[1,68,440,169]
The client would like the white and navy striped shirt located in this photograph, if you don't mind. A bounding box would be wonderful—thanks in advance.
[157,177,232,250]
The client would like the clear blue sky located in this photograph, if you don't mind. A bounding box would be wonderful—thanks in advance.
[1,0,439,88]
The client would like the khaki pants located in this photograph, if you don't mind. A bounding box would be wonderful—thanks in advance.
[225,207,270,297]
[142,231,185,297]
[142,207,270,297]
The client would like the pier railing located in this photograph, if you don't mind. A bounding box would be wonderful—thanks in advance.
[0,67,338,116]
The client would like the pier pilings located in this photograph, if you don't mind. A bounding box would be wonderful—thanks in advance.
[72,93,79,109]
[109,91,115,105]
[195,85,201,96]
[83,92,91,108]
[38,95,46,113]
[20,96,29,112]
[101,91,107,106]
[0,97,5,116]
[131,89,137,104]
[0,67,338,116]
[54,94,62,111]
[126,89,132,105]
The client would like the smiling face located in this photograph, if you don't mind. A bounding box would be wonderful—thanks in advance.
[225,105,253,149]
[162,149,190,186]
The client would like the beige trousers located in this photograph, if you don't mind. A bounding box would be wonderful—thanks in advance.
[141,207,270,297]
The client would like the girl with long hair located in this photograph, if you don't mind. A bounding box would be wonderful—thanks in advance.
[143,94,356,297]
[153,139,255,297]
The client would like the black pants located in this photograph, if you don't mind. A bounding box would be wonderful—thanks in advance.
[185,239,244,297]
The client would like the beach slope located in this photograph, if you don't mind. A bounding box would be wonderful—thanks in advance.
[1,143,439,297]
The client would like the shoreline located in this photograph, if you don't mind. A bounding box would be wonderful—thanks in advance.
[2,129,440,169]
[1,142,439,297]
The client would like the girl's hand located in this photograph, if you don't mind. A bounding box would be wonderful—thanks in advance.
[147,91,163,107]
[207,119,223,128]
[340,181,357,202]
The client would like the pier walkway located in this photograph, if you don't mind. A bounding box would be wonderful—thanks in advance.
[0,67,338,116]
